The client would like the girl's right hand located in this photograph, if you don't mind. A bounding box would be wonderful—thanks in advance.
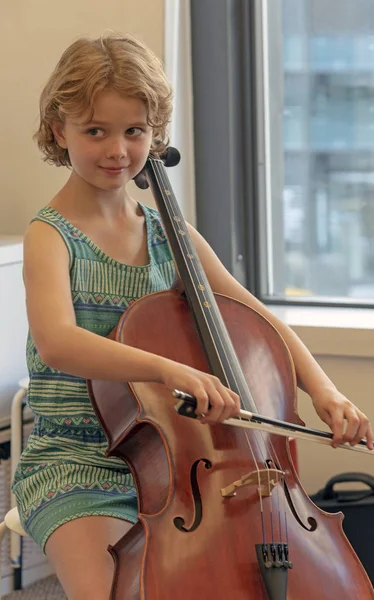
[158,359,240,424]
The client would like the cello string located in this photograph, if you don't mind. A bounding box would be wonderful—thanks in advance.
[151,158,284,542]
[153,158,290,550]
[149,163,275,538]
[152,159,282,470]
[151,157,287,547]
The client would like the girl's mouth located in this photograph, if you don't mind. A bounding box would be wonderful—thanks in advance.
[99,166,125,176]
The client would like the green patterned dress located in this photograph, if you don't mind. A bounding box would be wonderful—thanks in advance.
[11,203,176,552]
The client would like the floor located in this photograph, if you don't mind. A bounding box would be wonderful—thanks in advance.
[3,575,66,599]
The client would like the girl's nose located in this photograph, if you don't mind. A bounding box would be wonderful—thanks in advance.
[106,138,127,160]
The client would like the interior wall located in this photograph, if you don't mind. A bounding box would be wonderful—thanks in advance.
[1,0,372,499]
[0,0,163,235]
[296,354,374,494]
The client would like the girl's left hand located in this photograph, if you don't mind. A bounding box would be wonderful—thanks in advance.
[311,388,373,450]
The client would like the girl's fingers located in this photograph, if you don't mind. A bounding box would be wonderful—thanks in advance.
[330,410,345,447]
[365,423,374,450]
[342,409,361,445]
[198,381,239,424]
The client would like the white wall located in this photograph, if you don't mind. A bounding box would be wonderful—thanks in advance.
[0,245,27,425]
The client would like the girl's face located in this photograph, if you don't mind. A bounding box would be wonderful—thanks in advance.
[53,88,153,192]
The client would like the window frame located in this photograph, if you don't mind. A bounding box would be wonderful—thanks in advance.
[190,0,374,309]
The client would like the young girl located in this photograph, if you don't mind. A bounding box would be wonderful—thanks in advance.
[12,33,372,599]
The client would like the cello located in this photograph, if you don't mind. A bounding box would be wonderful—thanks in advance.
[87,149,374,599]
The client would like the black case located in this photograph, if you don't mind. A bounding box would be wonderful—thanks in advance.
[310,472,374,584]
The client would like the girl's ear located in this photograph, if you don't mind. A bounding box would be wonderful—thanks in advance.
[50,121,68,149]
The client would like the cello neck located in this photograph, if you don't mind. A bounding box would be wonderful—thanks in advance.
[145,156,251,404]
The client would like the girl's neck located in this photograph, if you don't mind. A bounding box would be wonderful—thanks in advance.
[50,170,139,223]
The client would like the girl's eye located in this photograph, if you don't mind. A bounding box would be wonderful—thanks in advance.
[126,127,143,137]
[87,128,105,137]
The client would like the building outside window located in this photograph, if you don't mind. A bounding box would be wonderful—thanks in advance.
[269,0,374,301]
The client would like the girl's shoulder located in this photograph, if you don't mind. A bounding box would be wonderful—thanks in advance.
[28,205,88,267]
[141,204,169,247]
[139,203,174,264]
[31,205,76,236]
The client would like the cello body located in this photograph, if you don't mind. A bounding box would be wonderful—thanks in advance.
[89,289,374,600]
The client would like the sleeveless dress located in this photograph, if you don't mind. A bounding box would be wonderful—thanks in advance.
[11,203,176,552]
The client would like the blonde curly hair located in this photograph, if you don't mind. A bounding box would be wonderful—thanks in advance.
[34,33,173,167]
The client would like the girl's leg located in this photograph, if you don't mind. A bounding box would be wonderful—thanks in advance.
[45,515,134,600]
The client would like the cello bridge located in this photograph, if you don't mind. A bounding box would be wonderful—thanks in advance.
[221,468,284,498]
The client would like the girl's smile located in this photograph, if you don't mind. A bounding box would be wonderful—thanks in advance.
[98,166,126,176]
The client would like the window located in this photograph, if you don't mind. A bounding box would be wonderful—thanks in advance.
[190,0,374,306]
[264,0,374,302]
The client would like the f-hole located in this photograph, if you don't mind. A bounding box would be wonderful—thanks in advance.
[266,459,317,532]
[173,458,212,532]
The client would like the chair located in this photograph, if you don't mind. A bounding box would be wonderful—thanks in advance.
[0,378,29,598]
[0,507,28,598]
